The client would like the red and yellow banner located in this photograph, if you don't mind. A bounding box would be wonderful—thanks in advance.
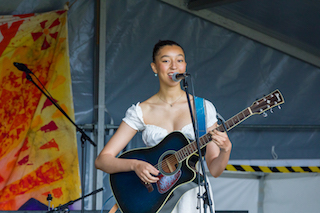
[0,9,81,210]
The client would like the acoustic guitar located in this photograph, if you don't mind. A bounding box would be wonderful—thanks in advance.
[110,89,284,213]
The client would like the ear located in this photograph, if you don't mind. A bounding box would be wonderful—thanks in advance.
[150,62,157,75]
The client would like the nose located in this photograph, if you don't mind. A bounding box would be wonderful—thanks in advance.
[170,61,177,70]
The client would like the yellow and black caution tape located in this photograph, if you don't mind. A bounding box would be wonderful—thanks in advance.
[225,164,320,173]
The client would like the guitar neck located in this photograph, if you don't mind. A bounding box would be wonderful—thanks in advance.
[175,89,284,163]
[175,107,252,162]
[216,107,252,132]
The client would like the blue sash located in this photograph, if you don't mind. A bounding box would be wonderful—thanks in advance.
[194,97,206,137]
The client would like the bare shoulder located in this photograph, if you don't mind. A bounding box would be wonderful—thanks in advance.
[139,94,159,112]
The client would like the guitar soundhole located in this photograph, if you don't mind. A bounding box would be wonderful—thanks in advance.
[161,154,179,173]
[158,150,181,176]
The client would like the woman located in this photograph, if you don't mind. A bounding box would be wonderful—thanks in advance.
[95,40,232,212]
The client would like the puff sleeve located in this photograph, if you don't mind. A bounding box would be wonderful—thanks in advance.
[122,103,145,132]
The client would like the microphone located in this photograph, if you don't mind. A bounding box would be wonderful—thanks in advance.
[13,62,33,74]
[172,72,190,82]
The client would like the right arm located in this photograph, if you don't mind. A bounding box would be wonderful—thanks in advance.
[95,121,159,183]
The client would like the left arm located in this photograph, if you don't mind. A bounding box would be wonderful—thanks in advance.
[205,123,232,177]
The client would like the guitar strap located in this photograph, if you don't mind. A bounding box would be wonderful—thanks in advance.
[195,96,206,137]
[193,96,206,174]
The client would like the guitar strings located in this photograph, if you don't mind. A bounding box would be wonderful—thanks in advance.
[153,125,231,174]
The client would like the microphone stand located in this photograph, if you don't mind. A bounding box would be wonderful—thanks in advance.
[16,64,97,213]
[182,78,214,213]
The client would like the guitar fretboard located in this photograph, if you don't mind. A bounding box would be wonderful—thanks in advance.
[175,107,252,162]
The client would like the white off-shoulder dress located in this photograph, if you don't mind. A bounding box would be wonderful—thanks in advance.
[122,99,217,213]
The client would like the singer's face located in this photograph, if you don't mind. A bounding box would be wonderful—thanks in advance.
[151,45,187,82]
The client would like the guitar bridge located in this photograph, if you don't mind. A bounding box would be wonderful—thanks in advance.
[140,180,154,193]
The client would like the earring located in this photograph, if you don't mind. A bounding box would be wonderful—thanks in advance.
[155,73,158,77]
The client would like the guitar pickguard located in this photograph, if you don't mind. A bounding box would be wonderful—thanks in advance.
[156,170,182,194]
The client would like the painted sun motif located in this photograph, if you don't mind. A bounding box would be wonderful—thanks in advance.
[31,18,60,50]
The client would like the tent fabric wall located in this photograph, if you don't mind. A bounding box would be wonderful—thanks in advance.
[103,0,320,160]
[210,174,260,212]
[210,172,320,213]
[1,0,320,212]
[263,173,320,213]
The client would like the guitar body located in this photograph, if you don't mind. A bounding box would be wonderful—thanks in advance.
[110,131,197,213]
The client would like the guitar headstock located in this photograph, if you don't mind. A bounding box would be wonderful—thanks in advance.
[250,89,284,115]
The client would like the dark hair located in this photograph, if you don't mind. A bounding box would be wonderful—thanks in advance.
[152,40,185,62]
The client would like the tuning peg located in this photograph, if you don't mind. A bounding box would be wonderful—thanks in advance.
[270,108,273,113]
[262,111,268,117]
[278,105,281,109]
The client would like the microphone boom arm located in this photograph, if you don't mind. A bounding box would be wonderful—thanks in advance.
[13,62,95,146]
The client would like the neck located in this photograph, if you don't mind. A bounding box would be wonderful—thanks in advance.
[157,87,184,102]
